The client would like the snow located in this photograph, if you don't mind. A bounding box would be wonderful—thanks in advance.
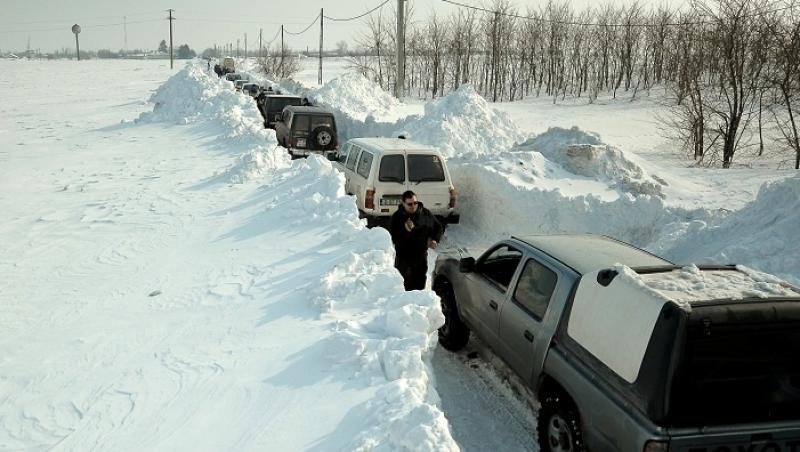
[0,59,457,451]
[2,55,800,451]
[638,264,800,304]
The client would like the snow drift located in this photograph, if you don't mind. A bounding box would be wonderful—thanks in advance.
[173,62,459,450]
[655,175,800,285]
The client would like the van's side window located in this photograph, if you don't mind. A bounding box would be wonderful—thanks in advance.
[357,151,374,178]
[379,155,405,182]
[345,146,360,171]
[336,144,351,164]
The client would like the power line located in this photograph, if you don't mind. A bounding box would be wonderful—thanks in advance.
[323,0,391,22]
[0,11,164,26]
[440,0,793,28]
[284,13,320,36]
[0,18,161,34]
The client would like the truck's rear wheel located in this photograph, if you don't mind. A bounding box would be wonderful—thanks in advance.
[433,281,469,351]
[537,394,586,452]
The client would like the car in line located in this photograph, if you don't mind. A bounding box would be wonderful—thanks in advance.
[432,234,800,452]
[233,79,249,91]
[274,105,339,159]
[333,137,459,228]
[257,94,302,129]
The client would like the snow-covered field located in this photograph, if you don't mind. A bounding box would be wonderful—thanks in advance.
[1,57,798,451]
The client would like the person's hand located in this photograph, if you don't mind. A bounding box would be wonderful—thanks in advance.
[428,239,438,249]
[404,219,415,232]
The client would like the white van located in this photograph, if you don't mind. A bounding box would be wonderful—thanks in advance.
[334,137,459,227]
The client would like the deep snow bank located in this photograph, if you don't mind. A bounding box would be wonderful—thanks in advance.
[137,63,289,183]
[448,152,693,248]
[517,127,666,198]
[278,77,526,159]
[142,61,459,450]
[654,175,800,285]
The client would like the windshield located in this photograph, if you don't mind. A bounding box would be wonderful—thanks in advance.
[379,155,405,182]
[408,154,445,182]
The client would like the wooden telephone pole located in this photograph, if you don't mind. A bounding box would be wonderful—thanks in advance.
[167,9,174,69]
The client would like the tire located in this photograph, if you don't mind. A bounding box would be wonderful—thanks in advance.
[537,393,586,452]
[433,281,470,351]
[310,126,336,150]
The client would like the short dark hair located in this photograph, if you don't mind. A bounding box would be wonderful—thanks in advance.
[402,190,416,201]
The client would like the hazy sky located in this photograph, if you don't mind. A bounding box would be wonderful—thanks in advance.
[2,0,682,53]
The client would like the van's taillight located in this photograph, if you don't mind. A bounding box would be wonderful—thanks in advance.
[334,135,339,149]
[643,440,669,452]
[365,189,375,209]
[287,136,293,147]
[449,187,457,209]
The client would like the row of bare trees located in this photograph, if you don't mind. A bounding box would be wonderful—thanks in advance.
[348,0,800,168]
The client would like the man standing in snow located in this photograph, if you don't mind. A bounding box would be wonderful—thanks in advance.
[390,190,443,291]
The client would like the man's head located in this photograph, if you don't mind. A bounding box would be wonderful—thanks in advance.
[402,190,418,214]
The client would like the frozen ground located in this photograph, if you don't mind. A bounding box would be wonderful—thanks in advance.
[1,56,798,452]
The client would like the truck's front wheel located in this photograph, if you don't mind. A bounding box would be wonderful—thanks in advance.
[537,394,586,452]
[433,281,469,351]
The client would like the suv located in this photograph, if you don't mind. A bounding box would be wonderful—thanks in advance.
[242,83,260,98]
[233,79,249,91]
[333,137,459,227]
[274,106,339,159]
[256,94,302,129]
[433,234,800,452]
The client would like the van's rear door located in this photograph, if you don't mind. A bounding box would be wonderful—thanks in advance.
[406,153,450,215]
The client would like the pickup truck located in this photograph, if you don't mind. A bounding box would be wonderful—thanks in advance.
[432,234,800,452]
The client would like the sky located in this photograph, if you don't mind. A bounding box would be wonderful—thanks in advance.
[0,0,681,53]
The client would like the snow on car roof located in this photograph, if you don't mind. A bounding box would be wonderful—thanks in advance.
[514,234,671,275]
[635,264,800,305]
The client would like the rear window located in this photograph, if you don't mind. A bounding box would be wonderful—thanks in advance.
[311,115,336,131]
[408,154,445,182]
[357,151,374,178]
[379,155,405,182]
[293,115,310,132]
[668,317,800,426]
[268,98,301,112]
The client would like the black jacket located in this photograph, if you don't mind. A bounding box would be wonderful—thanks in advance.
[390,202,443,260]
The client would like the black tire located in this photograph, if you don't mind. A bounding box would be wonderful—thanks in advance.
[433,281,470,351]
[537,393,586,452]
[310,126,336,150]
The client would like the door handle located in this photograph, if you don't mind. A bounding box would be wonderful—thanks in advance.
[523,330,534,343]
[489,300,498,311]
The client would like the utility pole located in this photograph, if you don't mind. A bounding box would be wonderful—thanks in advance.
[395,0,406,98]
[280,24,284,75]
[123,16,128,54]
[244,33,247,59]
[259,28,262,59]
[237,39,240,58]
[319,8,323,85]
[167,9,174,69]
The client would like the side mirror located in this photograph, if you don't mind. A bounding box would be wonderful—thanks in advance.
[459,257,476,273]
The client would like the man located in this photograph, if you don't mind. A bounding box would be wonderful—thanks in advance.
[390,190,443,291]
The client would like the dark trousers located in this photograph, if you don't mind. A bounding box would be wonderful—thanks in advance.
[395,254,428,291]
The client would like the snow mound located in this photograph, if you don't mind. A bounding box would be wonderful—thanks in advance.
[519,127,665,198]
[278,77,525,159]
[401,85,526,159]
[656,175,800,285]
[308,73,401,121]
[137,62,289,182]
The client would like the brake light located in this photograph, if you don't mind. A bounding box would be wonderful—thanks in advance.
[365,189,375,209]
[449,187,457,209]
[334,134,339,149]
[287,136,293,147]
[643,440,669,452]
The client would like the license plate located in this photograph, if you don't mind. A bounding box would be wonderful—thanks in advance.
[296,138,307,148]
[380,197,402,206]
